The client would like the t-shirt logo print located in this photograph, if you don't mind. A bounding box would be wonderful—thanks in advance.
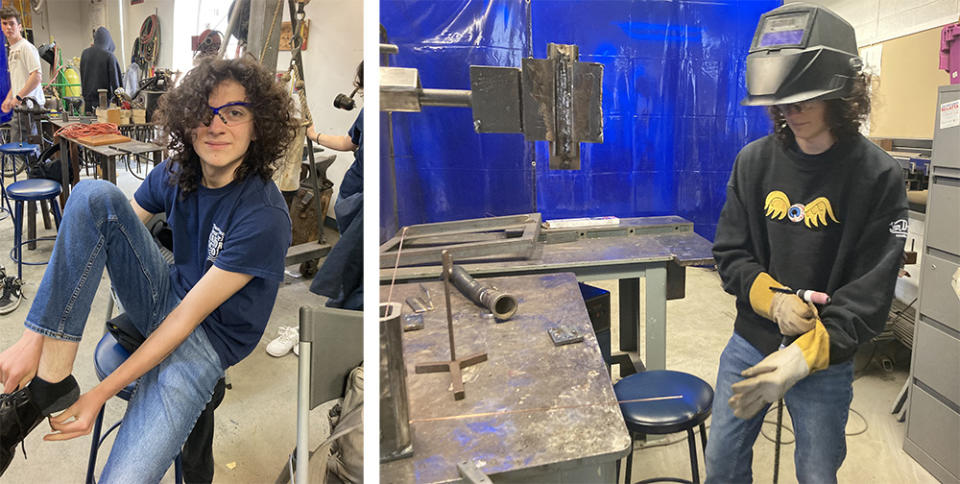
[889,219,908,238]
[207,223,225,262]
[764,190,840,228]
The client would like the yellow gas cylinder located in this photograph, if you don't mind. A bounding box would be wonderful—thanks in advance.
[62,67,81,97]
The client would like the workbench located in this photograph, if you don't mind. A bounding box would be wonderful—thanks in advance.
[48,119,165,201]
[380,272,632,483]
[380,216,715,371]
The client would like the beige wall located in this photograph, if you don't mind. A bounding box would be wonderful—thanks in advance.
[868,26,951,139]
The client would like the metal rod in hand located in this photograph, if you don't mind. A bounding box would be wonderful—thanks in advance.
[774,398,783,484]
[442,250,456,361]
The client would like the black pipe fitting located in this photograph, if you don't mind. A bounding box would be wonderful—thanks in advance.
[450,265,518,320]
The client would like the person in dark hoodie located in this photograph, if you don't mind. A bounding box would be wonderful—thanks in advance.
[80,26,122,114]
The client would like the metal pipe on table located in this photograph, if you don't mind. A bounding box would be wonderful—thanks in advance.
[419,88,472,108]
[450,265,518,320]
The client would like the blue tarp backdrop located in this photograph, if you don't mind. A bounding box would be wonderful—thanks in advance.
[380,0,780,243]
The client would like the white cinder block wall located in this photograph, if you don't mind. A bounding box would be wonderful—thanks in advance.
[788,0,960,46]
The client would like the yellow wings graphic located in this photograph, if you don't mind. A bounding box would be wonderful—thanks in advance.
[763,190,840,228]
[803,197,839,228]
[764,191,790,220]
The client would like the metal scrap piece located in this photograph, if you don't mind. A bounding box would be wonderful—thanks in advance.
[406,296,429,313]
[548,326,584,346]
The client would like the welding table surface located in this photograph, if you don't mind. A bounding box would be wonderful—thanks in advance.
[379,217,715,371]
[48,119,164,200]
[380,272,631,483]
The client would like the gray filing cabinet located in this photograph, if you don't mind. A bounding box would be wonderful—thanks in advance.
[904,85,960,484]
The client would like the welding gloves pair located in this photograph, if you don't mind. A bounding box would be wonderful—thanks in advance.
[729,273,832,419]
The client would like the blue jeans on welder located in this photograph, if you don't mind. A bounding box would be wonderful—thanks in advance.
[22,180,223,484]
[704,332,853,484]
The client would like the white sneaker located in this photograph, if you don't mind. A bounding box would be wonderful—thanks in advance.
[293,341,299,356]
[266,326,299,357]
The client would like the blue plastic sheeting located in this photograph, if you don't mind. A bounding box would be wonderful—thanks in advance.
[0,40,11,125]
[380,0,779,243]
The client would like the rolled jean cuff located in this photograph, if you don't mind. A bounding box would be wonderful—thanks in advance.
[23,320,82,343]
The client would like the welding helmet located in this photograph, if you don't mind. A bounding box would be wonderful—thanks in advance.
[742,3,863,106]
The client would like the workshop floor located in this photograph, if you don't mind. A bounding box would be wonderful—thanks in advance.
[0,163,337,483]
[593,267,938,484]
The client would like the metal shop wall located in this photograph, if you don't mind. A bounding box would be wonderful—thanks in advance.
[380,0,779,243]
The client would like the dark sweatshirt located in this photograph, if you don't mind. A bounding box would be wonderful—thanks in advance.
[80,27,122,112]
[713,133,908,365]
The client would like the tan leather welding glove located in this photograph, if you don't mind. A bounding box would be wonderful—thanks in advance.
[729,321,831,419]
[749,272,817,335]
[770,295,818,336]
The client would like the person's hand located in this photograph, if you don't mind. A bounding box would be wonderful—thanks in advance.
[728,344,811,419]
[0,330,43,393]
[44,390,107,441]
[1,98,13,113]
[305,124,318,143]
[770,293,818,335]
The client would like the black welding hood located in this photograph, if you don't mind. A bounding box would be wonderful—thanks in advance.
[742,3,863,106]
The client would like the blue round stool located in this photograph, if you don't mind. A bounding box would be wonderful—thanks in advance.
[615,370,714,484]
[6,178,62,280]
[0,142,40,219]
[87,325,183,484]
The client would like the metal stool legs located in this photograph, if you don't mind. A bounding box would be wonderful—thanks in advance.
[12,197,62,279]
[621,424,707,484]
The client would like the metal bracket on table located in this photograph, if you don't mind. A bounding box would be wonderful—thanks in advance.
[548,325,584,346]
[457,461,492,484]
[379,43,603,169]
[379,213,541,268]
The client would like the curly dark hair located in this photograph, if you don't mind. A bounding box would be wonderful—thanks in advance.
[154,56,297,194]
[768,72,872,146]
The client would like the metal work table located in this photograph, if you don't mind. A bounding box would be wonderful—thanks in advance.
[380,216,714,371]
[380,272,631,483]
[49,119,165,201]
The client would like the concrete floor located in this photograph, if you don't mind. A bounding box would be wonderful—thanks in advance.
[1,162,336,483]
[591,267,938,483]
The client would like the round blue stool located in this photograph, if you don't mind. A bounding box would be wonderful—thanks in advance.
[87,325,183,484]
[0,142,40,220]
[6,178,62,280]
[615,370,714,484]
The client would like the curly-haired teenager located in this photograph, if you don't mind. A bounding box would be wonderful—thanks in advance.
[0,57,294,481]
[705,4,907,482]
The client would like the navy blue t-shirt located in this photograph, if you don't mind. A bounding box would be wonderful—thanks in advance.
[339,109,363,200]
[135,160,292,368]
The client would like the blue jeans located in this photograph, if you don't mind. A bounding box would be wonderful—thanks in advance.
[22,180,223,483]
[704,332,854,484]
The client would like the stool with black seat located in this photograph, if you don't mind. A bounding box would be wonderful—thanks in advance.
[6,177,61,280]
[86,313,184,484]
[615,370,713,484]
